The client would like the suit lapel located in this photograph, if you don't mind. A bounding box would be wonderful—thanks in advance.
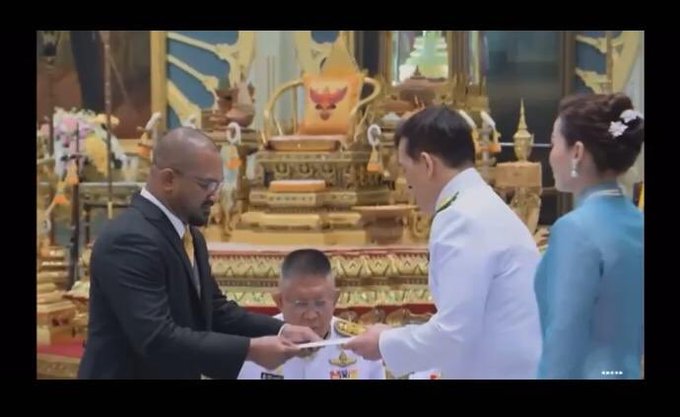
[131,193,203,310]
[157,222,197,295]
[192,229,213,328]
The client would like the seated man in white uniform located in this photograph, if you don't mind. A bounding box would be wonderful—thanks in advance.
[238,249,386,380]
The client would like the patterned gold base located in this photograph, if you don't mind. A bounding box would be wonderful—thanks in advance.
[208,242,431,308]
[228,228,370,246]
[37,354,80,379]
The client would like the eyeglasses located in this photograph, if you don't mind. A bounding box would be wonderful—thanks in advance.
[287,298,331,312]
[171,167,223,194]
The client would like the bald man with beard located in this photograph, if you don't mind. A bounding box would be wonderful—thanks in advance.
[79,127,320,379]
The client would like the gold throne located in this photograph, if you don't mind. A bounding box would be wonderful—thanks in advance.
[261,39,381,153]
[231,39,398,246]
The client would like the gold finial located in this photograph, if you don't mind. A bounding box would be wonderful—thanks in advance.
[513,99,534,161]
[517,99,528,131]
[320,37,360,77]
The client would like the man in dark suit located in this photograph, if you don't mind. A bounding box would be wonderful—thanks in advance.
[78,127,320,379]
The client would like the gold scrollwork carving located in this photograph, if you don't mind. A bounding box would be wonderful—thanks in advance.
[319,164,336,187]
[341,164,356,189]
[167,80,202,127]
[575,31,642,93]
[208,246,431,307]
[167,31,255,86]
[273,163,290,180]
[37,354,80,379]
[158,31,256,129]
[293,31,335,75]
[509,187,542,236]
[409,211,432,240]
[167,54,219,100]
[296,163,313,179]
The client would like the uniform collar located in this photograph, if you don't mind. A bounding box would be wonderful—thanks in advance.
[434,167,485,212]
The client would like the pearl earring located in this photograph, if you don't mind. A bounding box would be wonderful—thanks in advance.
[570,159,578,178]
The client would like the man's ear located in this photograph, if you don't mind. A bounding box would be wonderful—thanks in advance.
[420,152,435,179]
[158,168,177,192]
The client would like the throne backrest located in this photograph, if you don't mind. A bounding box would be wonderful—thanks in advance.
[297,38,365,136]
[298,73,363,135]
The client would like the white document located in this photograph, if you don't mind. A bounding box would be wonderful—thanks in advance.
[297,337,353,349]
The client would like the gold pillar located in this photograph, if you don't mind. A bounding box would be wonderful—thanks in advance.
[379,31,393,86]
[447,31,469,80]
[150,31,167,131]
[601,31,614,94]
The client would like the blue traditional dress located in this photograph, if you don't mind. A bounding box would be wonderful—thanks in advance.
[535,181,644,379]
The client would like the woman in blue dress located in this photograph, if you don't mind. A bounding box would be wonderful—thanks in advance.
[535,93,644,379]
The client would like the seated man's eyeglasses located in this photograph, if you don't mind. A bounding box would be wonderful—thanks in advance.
[288,298,330,312]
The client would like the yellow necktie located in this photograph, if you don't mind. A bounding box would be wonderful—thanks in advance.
[183,227,194,266]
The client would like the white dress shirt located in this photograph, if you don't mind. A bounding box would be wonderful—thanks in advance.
[140,187,186,238]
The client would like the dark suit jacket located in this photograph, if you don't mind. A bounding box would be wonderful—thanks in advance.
[78,193,284,379]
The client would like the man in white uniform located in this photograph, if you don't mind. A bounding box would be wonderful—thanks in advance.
[238,249,386,379]
[344,106,542,379]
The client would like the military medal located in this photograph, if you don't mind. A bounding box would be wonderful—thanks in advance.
[329,349,357,368]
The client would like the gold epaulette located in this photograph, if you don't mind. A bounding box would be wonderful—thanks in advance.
[334,318,366,337]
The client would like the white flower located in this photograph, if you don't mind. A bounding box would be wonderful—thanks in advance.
[620,109,643,123]
[609,121,627,138]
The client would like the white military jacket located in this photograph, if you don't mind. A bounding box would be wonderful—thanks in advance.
[378,168,542,379]
[238,314,386,380]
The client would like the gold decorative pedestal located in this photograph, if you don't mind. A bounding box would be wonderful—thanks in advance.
[208,242,432,313]
[495,161,542,233]
[353,205,417,245]
[495,161,542,189]
[232,39,396,247]
[494,100,543,235]
[233,147,394,246]
[37,283,76,346]
[37,354,80,379]
[37,245,69,291]
[64,246,92,341]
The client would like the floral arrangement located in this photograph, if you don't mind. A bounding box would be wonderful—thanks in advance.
[38,107,128,179]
